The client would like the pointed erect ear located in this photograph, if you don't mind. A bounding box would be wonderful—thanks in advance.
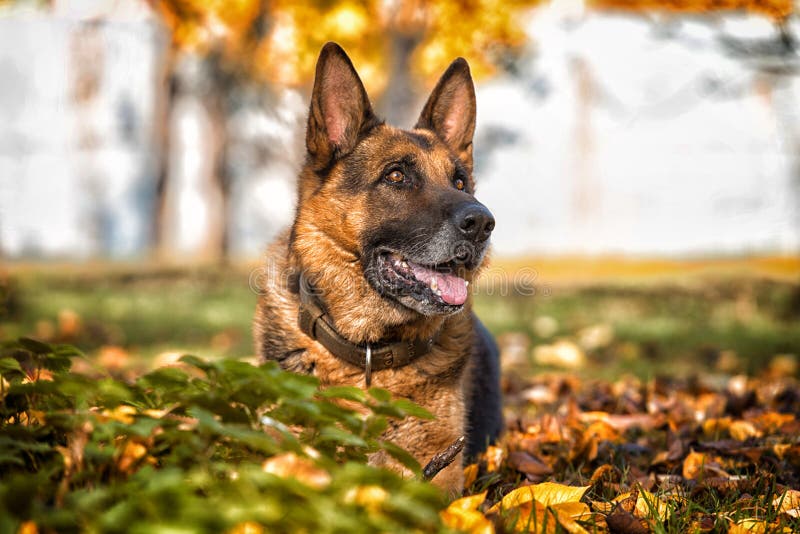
[415,58,477,170]
[306,42,377,169]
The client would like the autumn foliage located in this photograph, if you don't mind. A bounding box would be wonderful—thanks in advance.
[444,369,800,532]
[588,0,794,20]
[149,0,540,90]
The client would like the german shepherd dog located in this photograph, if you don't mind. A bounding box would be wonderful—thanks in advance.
[254,42,502,493]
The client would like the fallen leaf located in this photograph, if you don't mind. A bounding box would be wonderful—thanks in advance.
[508,451,553,479]
[683,450,729,480]
[450,492,488,512]
[262,452,331,489]
[612,488,672,523]
[728,518,768,534]
[503,499,586,534]
[57,309,81,339]
[226,521,263,534]
[344,485,388,511]
[577,323,614,351]
[532,316,559,339]
[99,345,130,371]
[485,445,505,472]
[729,420,761,441]
[489,481,589,514]
[606,492,649,534]
[702,417,731,436]
[464,463,479,488]
[589,464,618,486]
[768,354,798,377]
[773,489,800,518]
[532,340,586,370]
[752,412,794,433]
[441,492,494,534]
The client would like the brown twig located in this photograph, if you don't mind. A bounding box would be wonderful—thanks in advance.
[422,435,465,481]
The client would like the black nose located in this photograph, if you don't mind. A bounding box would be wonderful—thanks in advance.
[453,202,495,242]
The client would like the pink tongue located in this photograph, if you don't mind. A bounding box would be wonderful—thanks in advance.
[409,263,468,305]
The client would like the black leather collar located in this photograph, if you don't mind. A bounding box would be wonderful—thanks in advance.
[297,275,439,385]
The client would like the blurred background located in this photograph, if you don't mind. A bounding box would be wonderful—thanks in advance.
[0,0,799,379]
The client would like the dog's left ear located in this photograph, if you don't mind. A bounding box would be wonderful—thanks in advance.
[415,58,476,171]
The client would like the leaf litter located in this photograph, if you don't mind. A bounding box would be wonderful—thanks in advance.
[444,364,800,533]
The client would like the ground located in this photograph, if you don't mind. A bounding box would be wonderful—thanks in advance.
[1,260,799,532]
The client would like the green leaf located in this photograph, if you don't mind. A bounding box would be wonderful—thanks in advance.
[391,398,435,420]
[178,354,217,374]
[381,440,422,475]
[18,337,52,355]
[0,357,23,374]
[319,386,366,403]
[317,426,368,448]
[367,387,392,403]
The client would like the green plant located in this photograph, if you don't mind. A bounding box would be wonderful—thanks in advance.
[0,339,447,533]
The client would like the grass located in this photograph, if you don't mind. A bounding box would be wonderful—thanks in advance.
[1,262,798,379]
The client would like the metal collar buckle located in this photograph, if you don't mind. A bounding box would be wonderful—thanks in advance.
[365,344,372,387]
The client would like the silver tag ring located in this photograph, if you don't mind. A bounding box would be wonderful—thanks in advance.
[365,344,372,387]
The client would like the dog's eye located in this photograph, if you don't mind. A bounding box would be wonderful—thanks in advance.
[454,178,465,191]
[386,170,405,184]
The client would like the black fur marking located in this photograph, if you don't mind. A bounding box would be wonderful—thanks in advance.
[464,314,503,460]
[405,131,433,150]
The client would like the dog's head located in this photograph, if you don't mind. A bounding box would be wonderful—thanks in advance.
[291,42,494,331]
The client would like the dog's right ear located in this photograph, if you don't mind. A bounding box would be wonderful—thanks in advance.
[306,42,377,170]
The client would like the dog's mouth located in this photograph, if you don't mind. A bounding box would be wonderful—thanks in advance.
[373,251,469,312]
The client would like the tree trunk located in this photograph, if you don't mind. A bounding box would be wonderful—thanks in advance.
[377,30,422,126]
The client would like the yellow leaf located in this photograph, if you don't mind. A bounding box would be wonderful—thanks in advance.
[464,463,479,488]
[753,412,794,433]
[773,489,800,518]
[729,518,768,533]
[117,440,148,474]
[507,500,560,534]
[552,501,592,519]
[449,491,488,512]
[344,485,388,511]
[440,507,494,534]
[633,489,672,522]
[773,443,791,459]
[730,420,761,441]
[591,500,614,513]
[683,450,729,480]
[17,521,38,534]
[441,492,492,533]
[489,482,589,514]
[100,405,137,425]
[262,452,331,489]
[505,499,590,534]
[611,489,672,522]
[702,417,731,436]
[552,502,592,533]
[226,521,263,534]
[485,445,505,472]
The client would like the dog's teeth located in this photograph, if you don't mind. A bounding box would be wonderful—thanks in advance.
[430,278,438,291]
[465,280,470,287]
[401,261,409,269]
